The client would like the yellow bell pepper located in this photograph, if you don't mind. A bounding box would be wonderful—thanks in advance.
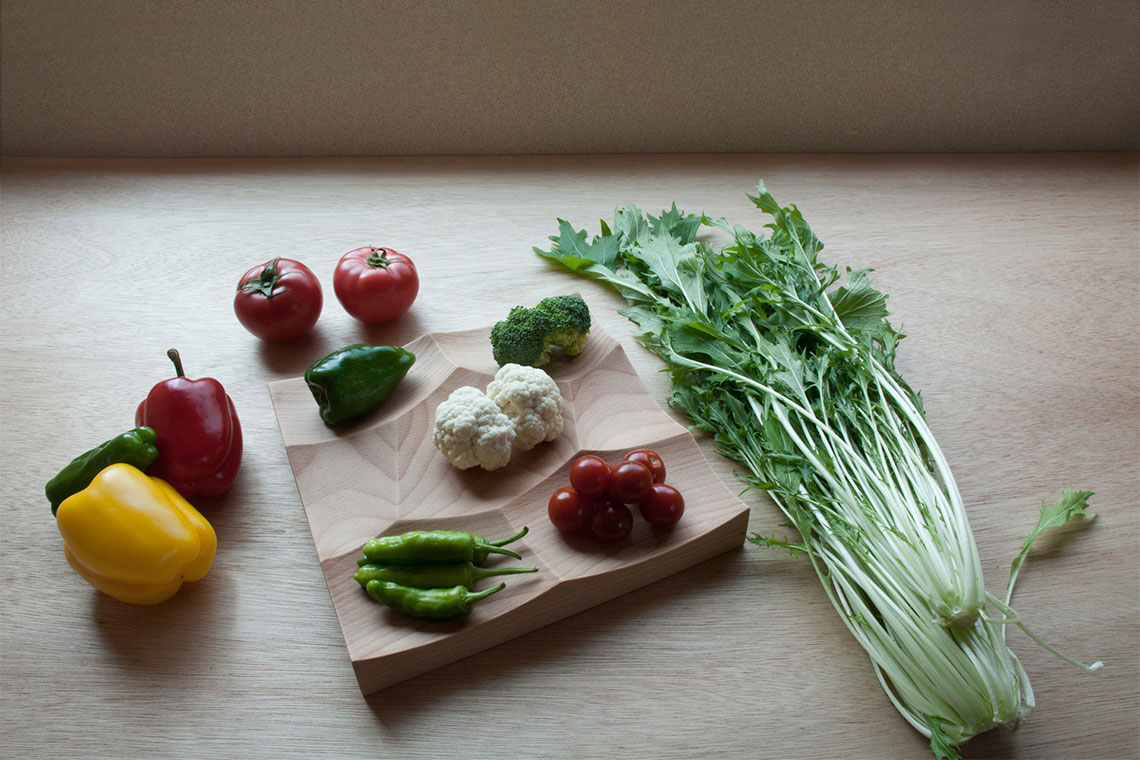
[56,463,217,604]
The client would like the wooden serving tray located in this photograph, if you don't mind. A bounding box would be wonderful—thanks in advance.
[268,323,751,695]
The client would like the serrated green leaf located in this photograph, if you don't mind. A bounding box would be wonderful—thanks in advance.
[541,218,620,269]
[831,268,890,329]
[650,203,702,244]
[748,533,809,557]
[1007,490,1095,600]
[619,305,668,347]
[614,204,649,247]
[924,715,962,760]
[664,323,747,369]
[629,232,707,313]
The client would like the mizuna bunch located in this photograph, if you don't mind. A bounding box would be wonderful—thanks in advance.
[535,182,1100,759]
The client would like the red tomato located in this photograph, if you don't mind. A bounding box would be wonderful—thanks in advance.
[610,460,653,504]
[234,257,323,342]
[623,449,666,484]
[639,484,685,529]
[548,486,595,535]
[569,455,612,497]
[589,495,633,544]
[333,246,419,323]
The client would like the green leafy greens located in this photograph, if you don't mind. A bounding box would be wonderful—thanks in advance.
[536,182,1100,758]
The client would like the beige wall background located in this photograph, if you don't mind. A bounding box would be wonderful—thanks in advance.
[2,0,1137,157]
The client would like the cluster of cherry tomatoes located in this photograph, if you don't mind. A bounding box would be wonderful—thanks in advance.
[547,449,685,544]
[233,247,419,342]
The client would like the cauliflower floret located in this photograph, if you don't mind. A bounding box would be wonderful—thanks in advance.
[432,386,516,470]
[485,363,565,452]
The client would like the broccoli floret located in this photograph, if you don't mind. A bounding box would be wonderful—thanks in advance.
[535,295,591,356]
[490,295,591,367]
[491,306,555,366]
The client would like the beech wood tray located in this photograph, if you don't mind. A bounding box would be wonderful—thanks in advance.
[268,323,751,695]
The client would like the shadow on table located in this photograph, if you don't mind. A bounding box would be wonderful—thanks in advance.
[88,568,235,673]
[958,729,1019,760]
[361,544,764,729]
[254,309,433,379]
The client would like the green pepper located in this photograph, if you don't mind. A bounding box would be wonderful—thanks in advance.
[366,580,504,621]
[45,427,159,516]
[354,561,537,590]
[362,526,529,565]
[304,344,415,426]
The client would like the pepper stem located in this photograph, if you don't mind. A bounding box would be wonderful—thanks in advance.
[473,565,538,582]
[467,583,505,602]
[167,348,186,378]
[484,545,523,560]
[488,525,529,547]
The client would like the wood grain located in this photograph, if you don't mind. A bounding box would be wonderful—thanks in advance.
[0,153,1136,759]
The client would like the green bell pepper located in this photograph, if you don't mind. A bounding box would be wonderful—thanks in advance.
[304,344,415,426]
[45,427,159,515]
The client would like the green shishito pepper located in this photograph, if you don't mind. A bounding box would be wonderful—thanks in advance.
[45,427,159,515]
[361,527,529,565]
[304,344,415,426]
[354,561,537,590]
[366,580,504,621]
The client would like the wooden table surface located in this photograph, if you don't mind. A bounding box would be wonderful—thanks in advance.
[2,153,1136,760]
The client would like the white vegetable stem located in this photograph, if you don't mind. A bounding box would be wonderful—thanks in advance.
[754,391,1025,743]
[670,338,1019,743]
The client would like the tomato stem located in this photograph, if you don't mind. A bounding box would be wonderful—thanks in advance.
[238,257,282,297]
[366,247,391,268]
[166,348,186,378]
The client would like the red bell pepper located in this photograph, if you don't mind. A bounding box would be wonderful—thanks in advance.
[136,349,242,498]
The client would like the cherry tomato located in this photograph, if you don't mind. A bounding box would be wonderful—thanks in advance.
[569,455,612,497]
[333,246,419,323]
[589,495,633,544]
[623,449,666,484]
[233,257,323,342]
[639,484,685,528]
[548,486,595,535]
[610,460,653,504]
